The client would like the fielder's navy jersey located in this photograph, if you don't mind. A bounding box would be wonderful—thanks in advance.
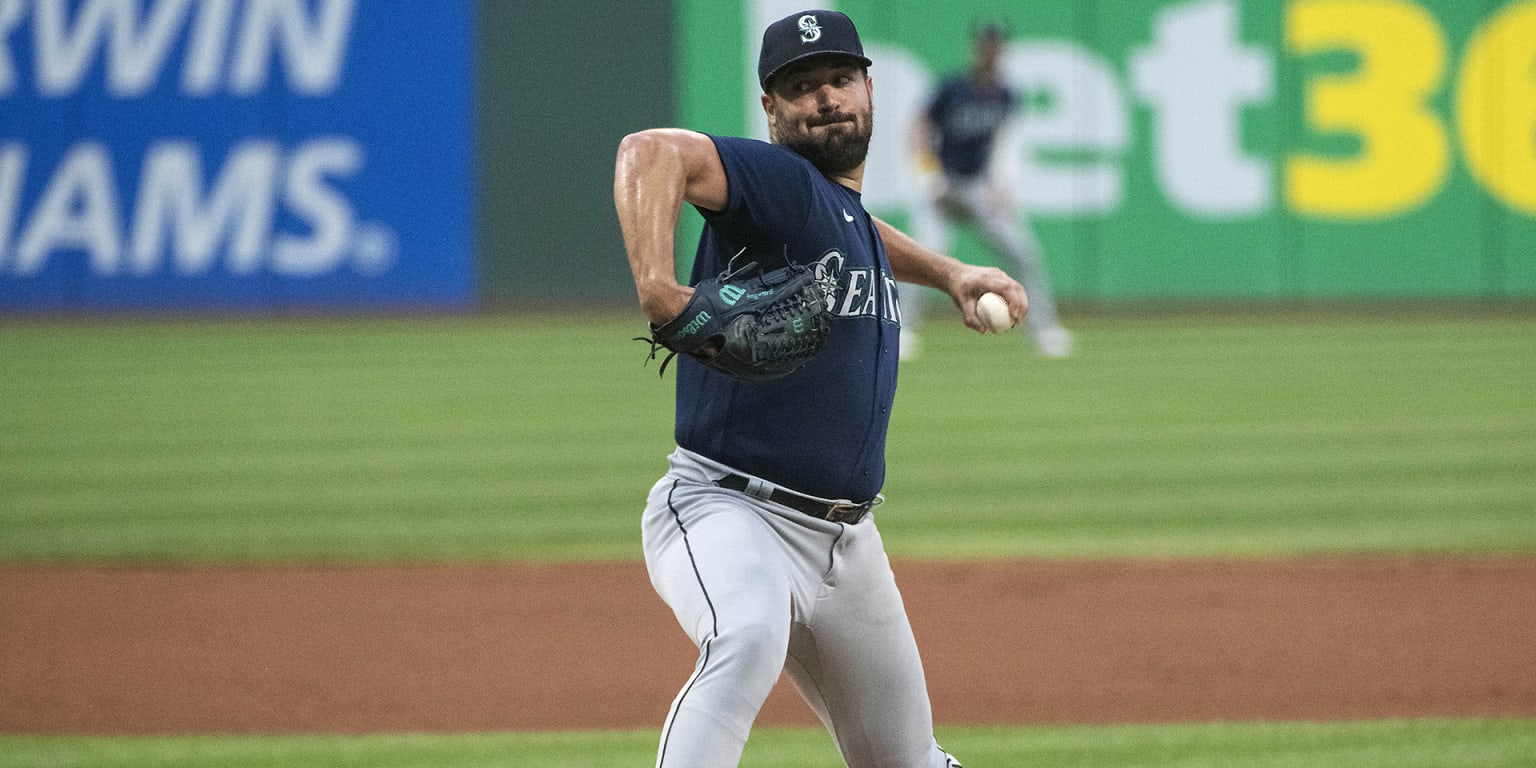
[674,135,901,502]
[926,77,1017,177]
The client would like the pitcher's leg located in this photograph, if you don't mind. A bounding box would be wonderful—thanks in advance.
[643,480,795,768]
[783,521,960,768]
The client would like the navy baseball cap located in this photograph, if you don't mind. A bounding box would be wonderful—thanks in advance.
[758,10,872,90]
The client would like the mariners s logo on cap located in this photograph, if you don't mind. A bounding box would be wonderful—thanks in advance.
[798,15,822,43]
[758,9,873,90]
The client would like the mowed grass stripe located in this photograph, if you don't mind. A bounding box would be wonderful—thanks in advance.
[3,313,1533,563]
[9,437,666,493]
[879,314,1535,557]
[1,720,1534,768]
[2,316,671,562]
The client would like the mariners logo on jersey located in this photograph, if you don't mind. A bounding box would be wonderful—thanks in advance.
[813,250,902,325]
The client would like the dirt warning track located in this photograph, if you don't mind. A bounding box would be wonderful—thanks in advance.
[2,557,1533,734]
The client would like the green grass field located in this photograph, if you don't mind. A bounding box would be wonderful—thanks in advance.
[4,311,1534,563]
[3,721,1535,768]
[4,310,1534,766]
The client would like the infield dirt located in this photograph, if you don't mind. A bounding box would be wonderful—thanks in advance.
[3,557,1534,734]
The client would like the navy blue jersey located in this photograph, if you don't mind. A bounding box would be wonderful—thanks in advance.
[925,76,1017,177]
[674,135,901,502]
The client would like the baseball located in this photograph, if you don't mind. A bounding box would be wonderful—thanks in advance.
[975,292,1014,333]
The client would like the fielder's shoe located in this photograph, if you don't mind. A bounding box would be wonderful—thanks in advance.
[1033,325,1073,358]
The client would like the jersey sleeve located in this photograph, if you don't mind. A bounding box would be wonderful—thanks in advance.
[698,136,815,243]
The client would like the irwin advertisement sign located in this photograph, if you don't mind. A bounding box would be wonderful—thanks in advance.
[0,0,476,311]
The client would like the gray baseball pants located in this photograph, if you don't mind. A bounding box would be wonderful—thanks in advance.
[642,447,960,768]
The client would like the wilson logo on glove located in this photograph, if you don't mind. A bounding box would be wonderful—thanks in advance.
[636,259,830,382]
[679,311,712,336]
[719,285,746,305]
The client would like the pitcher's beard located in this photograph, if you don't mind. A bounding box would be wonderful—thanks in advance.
[774,113,873,176]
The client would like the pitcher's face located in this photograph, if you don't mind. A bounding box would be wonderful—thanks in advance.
[763,59,874,176]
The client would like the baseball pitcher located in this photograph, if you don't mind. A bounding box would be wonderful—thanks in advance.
[615,10,1027,768]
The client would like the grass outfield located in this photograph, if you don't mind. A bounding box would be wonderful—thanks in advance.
[3,721,1535,767]
[3,311,1534,563]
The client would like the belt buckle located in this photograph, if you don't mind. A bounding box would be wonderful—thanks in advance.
[826,501,869,524]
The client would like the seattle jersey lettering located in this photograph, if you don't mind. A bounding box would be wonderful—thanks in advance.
[813,249,902,325]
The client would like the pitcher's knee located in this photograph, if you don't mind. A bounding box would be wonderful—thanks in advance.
[704,619,789,700]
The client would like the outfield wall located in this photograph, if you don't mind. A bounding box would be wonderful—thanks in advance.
[4,1,1532,311]
[477,0,674,306]
[682,0,1536,300]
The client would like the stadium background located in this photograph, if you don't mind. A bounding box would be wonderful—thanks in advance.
[4,0,1534,312]
[4,1,1535,766]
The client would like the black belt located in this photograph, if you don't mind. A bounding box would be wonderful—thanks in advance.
[715,474,877,524]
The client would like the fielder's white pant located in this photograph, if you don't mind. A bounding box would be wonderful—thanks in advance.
[903,173,1061,338]
[642,447,960,768]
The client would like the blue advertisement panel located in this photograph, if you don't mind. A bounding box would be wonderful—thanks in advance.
[0,0,475,312]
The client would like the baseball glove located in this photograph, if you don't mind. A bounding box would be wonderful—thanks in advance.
[637,260,830,382]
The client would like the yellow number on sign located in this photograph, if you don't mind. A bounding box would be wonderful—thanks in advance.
[1286,0,1450,217]
[1457,1,1536,217]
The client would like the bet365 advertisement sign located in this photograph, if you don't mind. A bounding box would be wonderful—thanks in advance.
[0,0,475,311]
[684,0,1536,299]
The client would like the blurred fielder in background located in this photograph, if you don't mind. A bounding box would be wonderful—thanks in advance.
[903,21,1071,360]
